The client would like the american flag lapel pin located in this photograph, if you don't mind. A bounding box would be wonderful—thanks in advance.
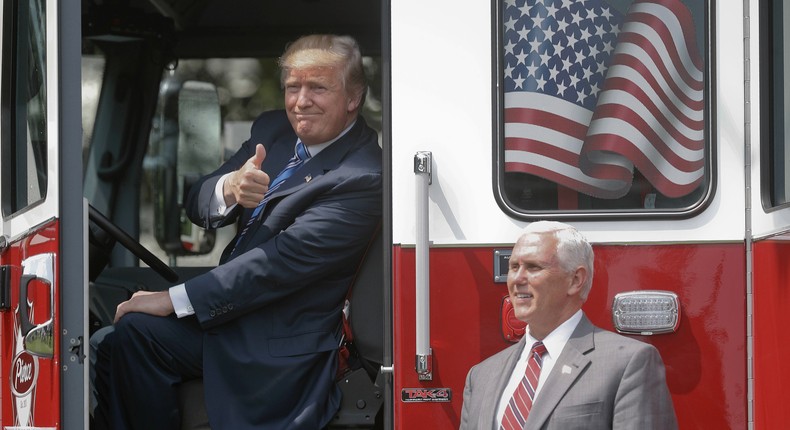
[304,174,312,183]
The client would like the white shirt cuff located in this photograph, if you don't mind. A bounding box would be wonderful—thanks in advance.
[169,284,195,317]
[212,173,237,217]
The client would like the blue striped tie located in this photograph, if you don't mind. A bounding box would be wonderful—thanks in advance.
[231,140,310,255]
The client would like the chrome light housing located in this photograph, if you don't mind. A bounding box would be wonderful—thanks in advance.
[612,290,680,335]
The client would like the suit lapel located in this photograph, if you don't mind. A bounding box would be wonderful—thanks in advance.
[266,118,367,202]
[232,118,370,254]
[479,339,527,428]
[525,315,595,429]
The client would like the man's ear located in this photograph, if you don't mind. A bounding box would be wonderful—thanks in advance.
[347,89,364,112]
[567,266,587,296]
[347,97,360,112]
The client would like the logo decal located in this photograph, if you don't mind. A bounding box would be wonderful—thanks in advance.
[401,388,452,403]
[11,350,38,397]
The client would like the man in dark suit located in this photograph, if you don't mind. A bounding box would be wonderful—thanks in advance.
[460,221,677,430]
[93,34,382,429]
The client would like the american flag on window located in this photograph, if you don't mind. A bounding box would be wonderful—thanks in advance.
[503,0,704,199]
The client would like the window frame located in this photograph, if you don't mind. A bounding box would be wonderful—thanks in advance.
[760,0,790,212]
[1,0,49,218]
[491,0,717,220]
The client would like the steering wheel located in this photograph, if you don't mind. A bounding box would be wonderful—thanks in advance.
[88,204,179,283]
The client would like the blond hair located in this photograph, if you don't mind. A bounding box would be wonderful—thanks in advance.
[279,34,367,104]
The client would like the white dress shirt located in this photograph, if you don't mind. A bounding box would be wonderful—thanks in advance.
[494,310,583,426]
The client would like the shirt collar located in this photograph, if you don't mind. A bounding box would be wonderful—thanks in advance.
[525,309,583,360]
[302,119,357,157]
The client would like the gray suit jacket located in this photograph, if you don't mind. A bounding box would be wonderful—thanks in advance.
[460,314,677,430]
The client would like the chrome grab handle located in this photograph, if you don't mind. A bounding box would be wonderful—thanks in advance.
[414,151,433,380]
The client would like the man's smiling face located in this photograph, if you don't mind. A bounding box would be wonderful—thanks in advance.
[283,64,358,146]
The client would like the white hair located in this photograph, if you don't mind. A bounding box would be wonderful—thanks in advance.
[521,221,594,299]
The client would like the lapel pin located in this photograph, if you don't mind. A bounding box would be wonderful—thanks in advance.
[562,365,572,374]
[305,174,312,183]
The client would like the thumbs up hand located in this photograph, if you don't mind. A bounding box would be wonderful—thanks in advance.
[224,144,271,208]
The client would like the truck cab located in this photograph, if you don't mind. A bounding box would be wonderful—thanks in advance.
[2,0,386,428]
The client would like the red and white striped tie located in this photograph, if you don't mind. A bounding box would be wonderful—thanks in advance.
[500,341,547,430]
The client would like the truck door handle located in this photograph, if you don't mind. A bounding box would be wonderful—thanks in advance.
[19,253,55,357]
[19,274,38,337]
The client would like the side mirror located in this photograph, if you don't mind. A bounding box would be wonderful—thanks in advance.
[151,79,222,256]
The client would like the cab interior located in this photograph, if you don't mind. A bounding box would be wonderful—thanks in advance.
[81,0,387,428]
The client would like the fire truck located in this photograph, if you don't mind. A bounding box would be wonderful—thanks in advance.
[0,0,787,428]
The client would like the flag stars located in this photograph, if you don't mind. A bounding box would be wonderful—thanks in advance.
[571,11,584,26]
[505,16,519,33]
[513,73,526,89]
[556,80,568,95]
[518,26,531,42]
[579,27,592,42]
[568,72,580,88]
[518,2,532,18]
[516,48,529,65]
[543,26,556,43]
[536,76,547,90]
[556,17,570,34]
[577,88,587,103]
[601,5,613,20]
[589,82,601,97]
[505,63,515,79]
[582,65,594,80]
[527,63,540,77]
[530,38,543,53]
[595,22,608,38]
[597,59,607,75]
[589,42,600,58]
[566,32,579,49]
[502,0,626,107]
[549,66,560,81]
[561,56,574,71]
[602,40,615,55]
[505,39,517,56]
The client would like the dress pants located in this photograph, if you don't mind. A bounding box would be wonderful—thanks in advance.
[92,313,204,430]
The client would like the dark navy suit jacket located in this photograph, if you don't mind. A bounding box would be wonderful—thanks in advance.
[184,110,382,429]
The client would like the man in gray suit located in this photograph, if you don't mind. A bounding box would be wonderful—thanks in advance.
[460,221,677,430]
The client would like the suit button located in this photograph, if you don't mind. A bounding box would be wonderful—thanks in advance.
[209,310,216,317]
[228,304,234,311]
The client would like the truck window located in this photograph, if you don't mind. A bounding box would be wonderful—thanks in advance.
[1,0,48,216]
[763,0,790,209]
[139,58,285,266]
[494,0,710,216]
[82,45,106,167]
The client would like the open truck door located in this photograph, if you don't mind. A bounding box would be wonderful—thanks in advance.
[0,1,85,428]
